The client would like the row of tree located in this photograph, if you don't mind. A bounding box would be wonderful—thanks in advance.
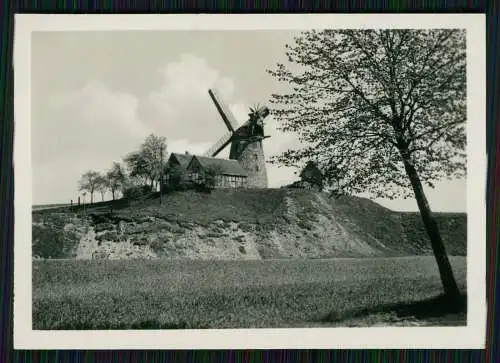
[78,134,167,204]
[78,162,127,204]
[78,133,222,203]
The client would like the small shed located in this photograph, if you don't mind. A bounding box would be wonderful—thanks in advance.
[186,155,248,188]
[298,161,324,191]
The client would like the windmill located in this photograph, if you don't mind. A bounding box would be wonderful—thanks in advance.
[204,88,271,188]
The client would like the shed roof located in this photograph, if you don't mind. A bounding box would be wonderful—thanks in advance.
[299,161,324,178]
[190,156,248,177]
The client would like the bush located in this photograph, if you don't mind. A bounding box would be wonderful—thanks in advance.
[164,166,196,193]
[96,230,119,242]
[206,232,224,238]
[94,222,116,233]
[192,165,223,194]
[161,183,175,194]
[233,235,246,242]
[32,224,79,259]
[284,181,301,189]
[123,185,152,199]
[161,180,196,194]
[132,236,149,246]
[150,239,164,252]
[167,166,186,186]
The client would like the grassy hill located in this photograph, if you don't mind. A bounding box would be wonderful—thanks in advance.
[32,188,467,260]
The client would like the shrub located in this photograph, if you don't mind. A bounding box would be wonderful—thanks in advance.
[169,225,185,234]
[123,185,152,199]
[150,239,164,252]
[96,230,119,242]
[193,165,224,194]
[132,236,149,246]
[206,232,224,238]
[164,166,195,192]
[32,224,79,259]
[94,223,116,233]
[233,235,246,242]
[167,166,186,187]
[161,183,176,194]
[301,222,313,231]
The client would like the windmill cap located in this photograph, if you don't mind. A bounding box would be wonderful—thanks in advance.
[249,106,270,119]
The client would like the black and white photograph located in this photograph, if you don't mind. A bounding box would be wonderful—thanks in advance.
[14,14,486,349]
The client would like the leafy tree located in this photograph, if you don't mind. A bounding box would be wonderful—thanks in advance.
[267,29,466,299]
[122,185,152,200]
[95,174,108,202]
[106,162,127,200]
[124,151,149,186]
[167,164,188,190]
[78,170,101,204]
[125,134,167,190]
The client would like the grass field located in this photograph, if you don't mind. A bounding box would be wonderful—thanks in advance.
[33,256,467,329]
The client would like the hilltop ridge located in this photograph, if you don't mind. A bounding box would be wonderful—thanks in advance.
[32,189,467,260]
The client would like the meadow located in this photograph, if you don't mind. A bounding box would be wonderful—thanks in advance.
[32,256,467,329]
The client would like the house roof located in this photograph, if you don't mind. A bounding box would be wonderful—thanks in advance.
[190,155,248,177]
[169,153,193,168]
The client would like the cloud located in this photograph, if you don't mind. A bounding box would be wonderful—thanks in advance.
[154,54,235,99]
[167,139,214,156]
[35,81,152,165]
[228,103,248,124]
[144,54,238,144]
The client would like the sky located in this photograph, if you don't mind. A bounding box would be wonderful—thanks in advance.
[31,30,466,212]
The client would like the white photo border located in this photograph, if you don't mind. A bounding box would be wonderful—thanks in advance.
[13,13,487,349]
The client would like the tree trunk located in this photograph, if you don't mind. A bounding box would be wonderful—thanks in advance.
[90,192,94,204]
[112,190,115,200]
[399,148,461,299]
[101,192,104,201]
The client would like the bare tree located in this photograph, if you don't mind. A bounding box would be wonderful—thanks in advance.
[95,174,108,202]
[267,29,466,300]
[106,162,127,200]
[78,170,101,204]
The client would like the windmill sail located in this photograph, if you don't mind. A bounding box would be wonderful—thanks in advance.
[204,131,233,157]
[208,89,239,132]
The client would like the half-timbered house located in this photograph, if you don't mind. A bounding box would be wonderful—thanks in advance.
[186,155,248,188]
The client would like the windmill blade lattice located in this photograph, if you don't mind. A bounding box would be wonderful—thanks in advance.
[204,131,233,157]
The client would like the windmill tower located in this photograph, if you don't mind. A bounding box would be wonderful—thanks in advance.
[204,89,271,188]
